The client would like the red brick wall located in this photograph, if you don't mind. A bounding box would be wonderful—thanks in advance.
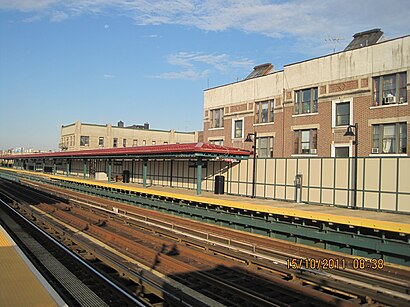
[203,83,409,157]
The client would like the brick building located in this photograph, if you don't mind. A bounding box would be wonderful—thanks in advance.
[203,29,409,157]
[60,120,199,151]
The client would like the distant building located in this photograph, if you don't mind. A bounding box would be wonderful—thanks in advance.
[0,147,49,156]
[203,29,409,157]
[60,120,200,151]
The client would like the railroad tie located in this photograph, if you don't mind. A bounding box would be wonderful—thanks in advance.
[3,214,109,307]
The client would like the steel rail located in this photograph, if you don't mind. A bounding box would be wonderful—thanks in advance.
[0,196,146,307]
[3,178,410,306]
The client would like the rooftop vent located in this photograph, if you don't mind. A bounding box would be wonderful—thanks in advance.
[344,28,384,51]
[245,63,274,80]
[126,122,150,130]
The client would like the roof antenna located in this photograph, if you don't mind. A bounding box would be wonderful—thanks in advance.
[325,36,345,53]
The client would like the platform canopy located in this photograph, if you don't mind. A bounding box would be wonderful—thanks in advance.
[1,143,250,160]
[1,143,250,196]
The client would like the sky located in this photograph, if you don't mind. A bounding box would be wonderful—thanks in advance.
[1,0,409,151]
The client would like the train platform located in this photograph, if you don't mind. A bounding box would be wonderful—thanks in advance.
[1,167,409,234]
[117,181,410,234]
[0,225,66,307]
[1,167,409,265]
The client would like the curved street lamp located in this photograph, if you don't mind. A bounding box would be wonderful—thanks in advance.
[344,123,358,209]
[245,132,257,198]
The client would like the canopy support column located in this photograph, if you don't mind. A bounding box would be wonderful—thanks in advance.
[170,160,173,188]
[83,159,87,179]
[143,159,148,188]
[196,157,202,195]
[108,159,112,182]
[66,160,70,177]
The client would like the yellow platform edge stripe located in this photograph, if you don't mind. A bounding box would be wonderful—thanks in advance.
[1,167,409,234]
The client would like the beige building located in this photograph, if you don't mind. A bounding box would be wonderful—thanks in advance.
[203,29,409,158]
[60,120,199,151]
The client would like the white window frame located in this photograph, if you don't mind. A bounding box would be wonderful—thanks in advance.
[98,137,104,147]
[232,118,244,139]
[332,98,353,128]
[331,143,352,157]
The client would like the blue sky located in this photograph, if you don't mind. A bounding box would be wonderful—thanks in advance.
[1,0,409,151]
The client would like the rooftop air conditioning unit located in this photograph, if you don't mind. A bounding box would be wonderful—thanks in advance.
[371,147,379,154]
[310,148,317,154]
[384,95,396,104]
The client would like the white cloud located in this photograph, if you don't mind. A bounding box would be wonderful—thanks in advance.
[144,34,161,38]
[152,51,253,80]
[103,74,116,79]
[153,69,210,80]
[0,0,60,11]
[167,52,253,71]
[50,10,68,22]
[2,1,409,40]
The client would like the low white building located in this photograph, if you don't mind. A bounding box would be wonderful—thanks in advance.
[60,120,199,151]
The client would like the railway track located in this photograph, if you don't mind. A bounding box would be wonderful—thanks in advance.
[0,195,143,306]
[1,177,410,306]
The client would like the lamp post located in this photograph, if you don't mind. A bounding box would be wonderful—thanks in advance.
[344,123,358,209]
[245,132,257,198]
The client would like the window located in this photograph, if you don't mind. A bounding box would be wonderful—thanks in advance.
[133,139,138,147]
[210,139,224,146]
[142,140,146,146]
[373,72,407,106]
[293,129,318,154]
[113,138,118,148]
[98,137,104,147]
[372,123,407,154]
[152,141,156,145]
[256,137,273,157]
[163,141,168,144]
[233,119,243,139]
[80,136,89,147]
[336,102,350,126]
[210,108,224,128]
[332,100,352,127]
[335,147,350,157]
[255,100,274,123]
[123,139,127,147]
[295,87,318,114]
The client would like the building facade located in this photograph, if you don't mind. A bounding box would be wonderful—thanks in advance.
[60,120,199,151]
[203,30,410,158]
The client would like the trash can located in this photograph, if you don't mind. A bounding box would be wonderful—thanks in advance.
[214,175,225,194]
[123,170,130,183]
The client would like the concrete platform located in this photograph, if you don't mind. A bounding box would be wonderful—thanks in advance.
[1,167,409,234]
[117,181,410,233]
[0,225,66,307]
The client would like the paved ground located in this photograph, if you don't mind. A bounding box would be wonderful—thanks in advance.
[0,225,65,307]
